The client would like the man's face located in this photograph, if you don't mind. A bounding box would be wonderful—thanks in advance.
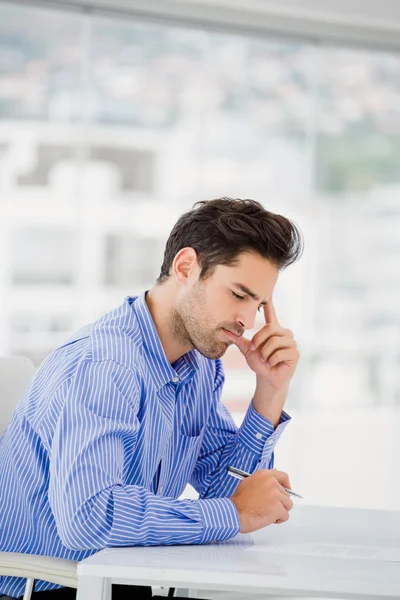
[172,252,279,360]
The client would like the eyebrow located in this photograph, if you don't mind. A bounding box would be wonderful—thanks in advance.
[233,283,268,306]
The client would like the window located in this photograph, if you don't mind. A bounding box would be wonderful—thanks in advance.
[11,229,77,285]
[1,0,399,510]
[104,235,164,287]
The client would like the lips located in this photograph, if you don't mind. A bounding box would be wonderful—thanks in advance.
[222,328,242,340]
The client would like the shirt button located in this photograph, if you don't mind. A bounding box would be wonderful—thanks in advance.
[255,432,263,440]
[172,377,179,383]
[267,439,274,446]
[159,486,164,494]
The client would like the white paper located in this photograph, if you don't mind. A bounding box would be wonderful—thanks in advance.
[245,542,400,562]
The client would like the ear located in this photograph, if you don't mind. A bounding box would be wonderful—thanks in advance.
[172,247,199,285]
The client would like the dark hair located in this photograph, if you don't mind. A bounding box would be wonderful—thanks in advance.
[157,197,303,284]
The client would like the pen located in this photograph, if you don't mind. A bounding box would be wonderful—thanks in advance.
[227,465,303,499]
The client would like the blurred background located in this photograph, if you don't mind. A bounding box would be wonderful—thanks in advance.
[0,0,399,511]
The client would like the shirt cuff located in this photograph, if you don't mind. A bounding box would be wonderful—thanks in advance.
[237,401,291,459]
[197,497,240,544]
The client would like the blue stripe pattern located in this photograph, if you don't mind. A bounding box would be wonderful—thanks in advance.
[0,292,290,597]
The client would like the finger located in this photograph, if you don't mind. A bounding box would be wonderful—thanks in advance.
[250,324,289,352]
[270,469,291,490]
[233,334,252,357]
[267,348,299,368]
[275,506,290,524]
[260,336,297,363]
[264,296,280,326]
[279,491,294,512]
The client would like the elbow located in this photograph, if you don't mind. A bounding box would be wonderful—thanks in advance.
[55,507,109,551]
[56,518,99,551]
[51,487,114,551]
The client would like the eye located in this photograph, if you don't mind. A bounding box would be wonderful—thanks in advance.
[257,306,263,312]
[232,291,245,301]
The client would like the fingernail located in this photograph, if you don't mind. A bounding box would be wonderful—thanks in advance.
[250,344,255,351]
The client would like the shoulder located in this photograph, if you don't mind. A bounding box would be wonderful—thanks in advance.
[90,299,143,371]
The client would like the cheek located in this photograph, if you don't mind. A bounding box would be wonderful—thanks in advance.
[214,309,233,330]
[198,285,229,327]
[202,303,221,330]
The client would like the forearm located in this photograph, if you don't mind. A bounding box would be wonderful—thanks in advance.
[52,482,239,550]
[192,405,290,500]
[252,377,289,429]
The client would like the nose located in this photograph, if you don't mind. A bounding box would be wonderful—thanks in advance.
[236,305,258,331]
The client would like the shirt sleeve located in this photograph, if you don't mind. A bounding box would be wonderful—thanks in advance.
[49,358,238,550]
[189,359,291,504]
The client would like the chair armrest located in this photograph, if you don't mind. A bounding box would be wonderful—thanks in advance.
[0,552,78,588]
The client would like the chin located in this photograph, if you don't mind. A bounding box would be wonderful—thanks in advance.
[196,343,228,360]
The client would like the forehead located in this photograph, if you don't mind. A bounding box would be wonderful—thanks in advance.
[215,252,279,298]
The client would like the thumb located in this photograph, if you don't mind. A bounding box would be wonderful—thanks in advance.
[234,335,252,356]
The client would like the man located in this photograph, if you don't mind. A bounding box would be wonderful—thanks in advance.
[0,198,303,599]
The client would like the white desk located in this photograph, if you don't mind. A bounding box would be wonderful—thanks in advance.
[77,505,400,600]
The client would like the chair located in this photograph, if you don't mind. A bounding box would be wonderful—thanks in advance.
[0,553,78,599]
[0,356,79,599]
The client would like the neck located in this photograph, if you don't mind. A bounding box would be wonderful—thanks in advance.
[145,284,193,364]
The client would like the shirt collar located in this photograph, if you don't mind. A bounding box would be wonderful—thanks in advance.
[128,292,198,392]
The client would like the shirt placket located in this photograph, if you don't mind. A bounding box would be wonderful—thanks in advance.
[155,377,181,495]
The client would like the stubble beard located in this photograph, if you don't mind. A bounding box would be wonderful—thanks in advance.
[170,286,229,360]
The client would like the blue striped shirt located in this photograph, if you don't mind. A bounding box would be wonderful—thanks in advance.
[0,292,290,597]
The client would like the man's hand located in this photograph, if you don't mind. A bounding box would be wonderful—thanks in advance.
[234,297,299,391]
[230,469,293,533]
